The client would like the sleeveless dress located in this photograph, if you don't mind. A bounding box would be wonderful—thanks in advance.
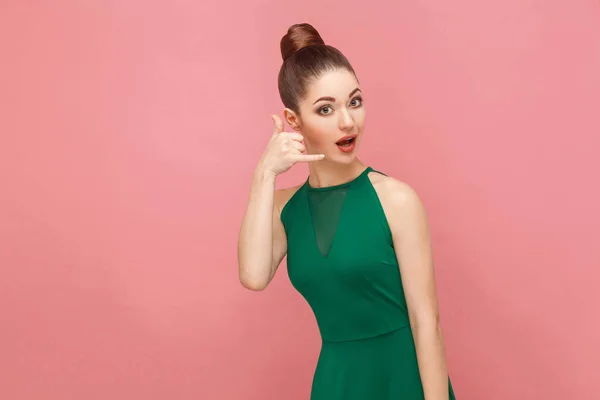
[280,166,456,400]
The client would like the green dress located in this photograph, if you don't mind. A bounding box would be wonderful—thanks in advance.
[280,166,456,399]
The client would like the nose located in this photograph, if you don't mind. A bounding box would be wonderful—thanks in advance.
[338,108,355,132]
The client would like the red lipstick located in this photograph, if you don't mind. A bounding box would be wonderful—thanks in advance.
[335,134,357,153]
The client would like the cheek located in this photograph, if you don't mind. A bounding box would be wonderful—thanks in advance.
[302,116,337,145]
[354,108,366,127]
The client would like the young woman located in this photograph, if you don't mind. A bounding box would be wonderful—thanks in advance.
[238,23,457,400]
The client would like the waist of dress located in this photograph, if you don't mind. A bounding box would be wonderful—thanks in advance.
[320,321,411,344]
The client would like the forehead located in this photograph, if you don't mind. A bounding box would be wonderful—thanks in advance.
[305,69,360,100]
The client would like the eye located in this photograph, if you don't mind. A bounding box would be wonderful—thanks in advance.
[319,105,333,115]
[350,96,363,107]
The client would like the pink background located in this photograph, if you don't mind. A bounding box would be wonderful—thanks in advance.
[1,1,599,399]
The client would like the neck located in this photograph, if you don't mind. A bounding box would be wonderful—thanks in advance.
[307,158,367,188]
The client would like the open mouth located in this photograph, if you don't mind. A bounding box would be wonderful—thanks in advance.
[335,134,357,153]
[335,135,357,148]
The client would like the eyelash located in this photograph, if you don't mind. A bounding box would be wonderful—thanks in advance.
[318,96,363,115]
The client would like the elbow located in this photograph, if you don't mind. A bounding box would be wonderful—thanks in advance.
[410,312,441,332]
[237,256,268,291]
[238,270,269,291]
[240,278,268,291]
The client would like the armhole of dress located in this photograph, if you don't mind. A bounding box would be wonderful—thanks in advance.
[279,183,305,235]
[368,168,387,177]
[366,170,394,247]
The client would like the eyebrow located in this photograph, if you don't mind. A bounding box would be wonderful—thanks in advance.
[313,88,362,105]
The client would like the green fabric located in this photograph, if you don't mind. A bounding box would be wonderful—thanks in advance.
[281,166,456,399]
[307,187,348,257]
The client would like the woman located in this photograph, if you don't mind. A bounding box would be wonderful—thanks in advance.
[238,23,457,400]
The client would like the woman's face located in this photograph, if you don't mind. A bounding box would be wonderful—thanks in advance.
[284,69,366,164]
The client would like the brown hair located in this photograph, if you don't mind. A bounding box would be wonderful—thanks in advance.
[278,23,357,114]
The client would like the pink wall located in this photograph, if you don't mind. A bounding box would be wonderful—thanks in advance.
[1,1,599,399]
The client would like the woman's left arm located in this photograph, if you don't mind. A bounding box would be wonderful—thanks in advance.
[380,178,450,400]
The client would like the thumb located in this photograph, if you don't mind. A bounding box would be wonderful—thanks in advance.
[271,114,284,135]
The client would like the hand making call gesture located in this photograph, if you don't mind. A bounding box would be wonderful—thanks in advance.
[259,114,325,177]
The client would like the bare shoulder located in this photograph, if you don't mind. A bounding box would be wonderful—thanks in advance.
[368,172,422,207]
[367,172,427,224]
[274,184,303,215]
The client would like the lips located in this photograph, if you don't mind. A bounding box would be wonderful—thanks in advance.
[335,134,357,153]
[335,134,357,145]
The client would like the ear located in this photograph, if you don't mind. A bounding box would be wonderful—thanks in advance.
[283,108,301,131]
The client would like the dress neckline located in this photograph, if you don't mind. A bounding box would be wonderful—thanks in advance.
[305,166,373,192]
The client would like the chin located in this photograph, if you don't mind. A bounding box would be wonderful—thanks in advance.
[326,148,359,165]
[334,153,358,164]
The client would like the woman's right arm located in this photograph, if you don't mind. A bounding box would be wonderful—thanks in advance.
[237,167,288,291]
[237,115,323,291]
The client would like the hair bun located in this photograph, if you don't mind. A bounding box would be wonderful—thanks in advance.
[280,23,325,61]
